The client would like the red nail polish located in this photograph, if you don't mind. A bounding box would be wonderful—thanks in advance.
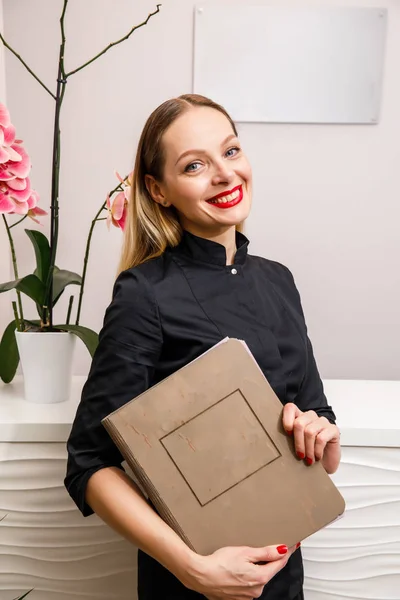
[277,545,288,555]
[306,457,313,466]
[296,542,301,549]
[287,429,293,436]
[297,451,305,460]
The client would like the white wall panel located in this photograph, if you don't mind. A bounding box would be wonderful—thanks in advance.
[303,447,400,599]
[0,442,138,600]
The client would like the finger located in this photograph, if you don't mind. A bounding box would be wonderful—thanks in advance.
[293,410,319,459]
[248,543,290,563]
[304,419,327,464]
[252,543,297,574]
[249,545,299,596]
[257,551,292,585]
[314,423,339,462]
[282,403,302,434]
[252,585,266,598]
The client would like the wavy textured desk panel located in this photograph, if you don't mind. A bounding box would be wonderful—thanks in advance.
[303,447,400,600]
[0,442,138,600]
[1,377,399,599]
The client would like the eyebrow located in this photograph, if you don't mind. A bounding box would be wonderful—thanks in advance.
[175,133,238,166]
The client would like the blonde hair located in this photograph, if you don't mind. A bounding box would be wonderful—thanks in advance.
[118,94,242,273]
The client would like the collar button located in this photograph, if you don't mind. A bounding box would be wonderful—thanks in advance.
[231,268,238,275]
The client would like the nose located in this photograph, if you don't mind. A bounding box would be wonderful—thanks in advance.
[211,159,235,186]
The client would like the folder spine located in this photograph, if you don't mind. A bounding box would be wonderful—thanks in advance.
[103,419,195,551]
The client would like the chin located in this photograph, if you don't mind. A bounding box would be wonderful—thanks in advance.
[230,197,251,225]
[203,191,251,228]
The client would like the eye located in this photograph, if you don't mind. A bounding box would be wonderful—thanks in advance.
[225,146,241,158]
[184,161,202,173]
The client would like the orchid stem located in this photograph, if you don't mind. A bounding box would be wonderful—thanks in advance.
[44,0,68,329]
[66,295,74,324]
[75,179,126,325]
[75,201,106,325]
[0,33,56,100]
[9,215,28,229]
[60,1,68,78]
[65,4,161,78]
[12,301,22,332]
[2,214,24,327]
[2,2,159,333]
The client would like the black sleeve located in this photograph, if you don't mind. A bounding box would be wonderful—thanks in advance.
[64,268,163,516]
[295,336,336,424]
[279,264,336,424]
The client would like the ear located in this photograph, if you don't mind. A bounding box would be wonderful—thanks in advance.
[145,174,171,207]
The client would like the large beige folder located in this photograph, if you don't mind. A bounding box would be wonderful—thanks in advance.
[102,338,345,554]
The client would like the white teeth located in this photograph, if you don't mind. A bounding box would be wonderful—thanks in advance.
[209,188,240,204]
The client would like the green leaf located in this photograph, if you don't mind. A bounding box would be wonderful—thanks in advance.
[25,229,51,283]
[0,274,45,305]
[32,269,43,317]
[0,278,21,293]
[0,320,19,383]
[54,324,98,357]
[52,269,82,306]
[23,319,41,331]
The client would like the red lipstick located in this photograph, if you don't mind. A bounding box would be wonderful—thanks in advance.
[206,184,243,209]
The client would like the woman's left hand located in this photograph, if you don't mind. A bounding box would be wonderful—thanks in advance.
[282,403,341,474]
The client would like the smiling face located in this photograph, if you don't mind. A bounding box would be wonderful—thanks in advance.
[146,106,252,238]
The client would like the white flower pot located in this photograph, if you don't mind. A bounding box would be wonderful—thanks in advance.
[15,331,76,404]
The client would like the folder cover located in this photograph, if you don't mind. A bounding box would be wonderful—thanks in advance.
[102,338,345,554]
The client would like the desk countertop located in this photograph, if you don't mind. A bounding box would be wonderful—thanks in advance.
[0,376,399,446]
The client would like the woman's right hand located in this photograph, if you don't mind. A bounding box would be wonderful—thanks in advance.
[179,543,298,599]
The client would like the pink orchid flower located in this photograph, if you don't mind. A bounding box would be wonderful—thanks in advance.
[0,176,32,214]
[0,103,27,170]
[115,170,133,186]
[0,143,30,180]
[27,205,48,224]
[26,191,48,224]
[0,103,43,220]
[105,171,133,231]
[0,103,11,128]
[0,183,47,222]
[0,124,18,163]
[106,190,128,231]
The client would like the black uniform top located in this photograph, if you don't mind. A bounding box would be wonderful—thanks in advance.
[65,230,335,600]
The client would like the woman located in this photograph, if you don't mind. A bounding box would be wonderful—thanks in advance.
[65,94,341,600]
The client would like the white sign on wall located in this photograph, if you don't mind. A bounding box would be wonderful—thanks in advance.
[193,6,387,124]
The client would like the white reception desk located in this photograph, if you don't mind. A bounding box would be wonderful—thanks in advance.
[1,377,399,600]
